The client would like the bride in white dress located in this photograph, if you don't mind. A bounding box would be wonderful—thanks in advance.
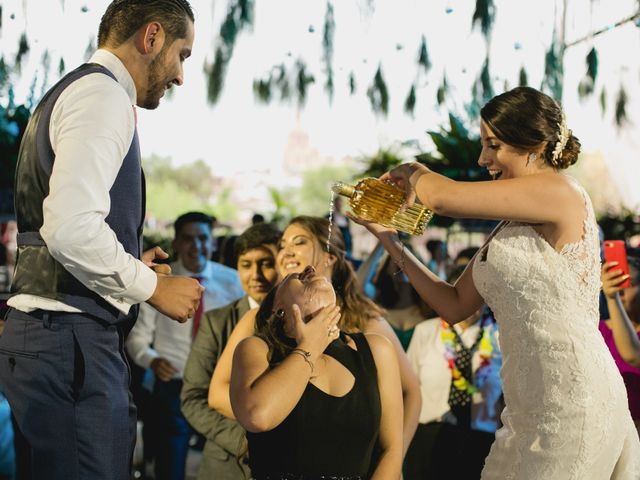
[351,86,640,479]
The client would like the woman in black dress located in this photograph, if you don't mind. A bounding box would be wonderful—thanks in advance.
[229,265,403,479]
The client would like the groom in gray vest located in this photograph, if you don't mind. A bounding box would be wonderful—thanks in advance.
[0,2,201,479]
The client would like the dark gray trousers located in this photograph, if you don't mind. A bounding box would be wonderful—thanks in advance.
[0,308,136,480]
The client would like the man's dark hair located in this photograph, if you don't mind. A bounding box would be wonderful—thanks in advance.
[98,0,194,48]
[251,213,265,225]
[174,211,213,237]
[234,223,281,259]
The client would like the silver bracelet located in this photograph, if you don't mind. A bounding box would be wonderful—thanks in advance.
[394,240,406,276]
[291,348,314,374]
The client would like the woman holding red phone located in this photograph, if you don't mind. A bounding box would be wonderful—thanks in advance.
[350,86,640,479]
[601,256,640,434]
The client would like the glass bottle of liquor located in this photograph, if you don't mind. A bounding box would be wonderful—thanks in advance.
[332,177,434,235]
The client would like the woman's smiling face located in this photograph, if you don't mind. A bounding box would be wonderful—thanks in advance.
[276,223,334,281]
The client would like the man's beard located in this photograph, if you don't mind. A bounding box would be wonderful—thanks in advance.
[141,50,168,110]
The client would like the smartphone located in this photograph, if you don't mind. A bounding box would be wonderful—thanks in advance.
[603,240,630,289]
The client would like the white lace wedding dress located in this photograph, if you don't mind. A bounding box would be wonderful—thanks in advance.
[473,184,640,479]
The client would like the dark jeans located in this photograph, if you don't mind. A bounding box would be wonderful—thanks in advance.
[0,309,136,480]
[151,378,194,480]
[404,422,495,480]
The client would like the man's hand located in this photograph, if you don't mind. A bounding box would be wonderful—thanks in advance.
[142,246,172,275]
[147,274,204,323]
[150,357,178,382]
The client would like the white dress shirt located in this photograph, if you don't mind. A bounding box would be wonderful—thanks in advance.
[407,317,503,433]
[8,49,157,315]
[125,260,245,378]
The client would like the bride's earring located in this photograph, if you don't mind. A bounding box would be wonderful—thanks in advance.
[527,152,537,166]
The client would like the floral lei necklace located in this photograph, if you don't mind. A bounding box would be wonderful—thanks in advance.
[441,314,494,395]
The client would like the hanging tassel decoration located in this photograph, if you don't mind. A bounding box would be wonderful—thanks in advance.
[480,57,494,101]
[367,64,389,116]
[207,0,255,105]
[599,87,606,117]
[15,33,30,72]
[542,34,563,101]
[348,72,357,95]
[437,74,448,105]
[472,0,496,41]
[614,85,628,127]
[404,84,416,116]
[417,35,431,74]
[519,66,528,86]
[296,60,315,107]
[322,1,335,103]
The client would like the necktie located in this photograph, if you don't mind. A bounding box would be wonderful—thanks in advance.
[192,276,205,339]
[448,325,484,427]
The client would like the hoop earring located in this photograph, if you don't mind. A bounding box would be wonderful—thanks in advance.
[527,153,537,166]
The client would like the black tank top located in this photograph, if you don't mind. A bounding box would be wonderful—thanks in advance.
[247,332,381,479]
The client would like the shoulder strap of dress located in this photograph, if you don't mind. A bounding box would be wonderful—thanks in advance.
[347,332,378,373]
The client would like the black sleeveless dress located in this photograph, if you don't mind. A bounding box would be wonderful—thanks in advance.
[247,332,381,480]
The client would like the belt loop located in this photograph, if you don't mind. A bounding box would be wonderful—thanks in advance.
[42,311,52,329]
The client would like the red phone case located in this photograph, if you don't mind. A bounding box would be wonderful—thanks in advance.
[603,240,630,289]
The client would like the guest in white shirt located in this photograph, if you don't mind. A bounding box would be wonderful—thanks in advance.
[126,211,244,480]
[0,3,200,480]
[405,265,503,479]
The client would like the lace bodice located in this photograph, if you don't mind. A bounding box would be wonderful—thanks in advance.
[472,182,640,479]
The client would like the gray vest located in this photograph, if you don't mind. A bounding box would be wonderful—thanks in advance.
[11,63,145,325]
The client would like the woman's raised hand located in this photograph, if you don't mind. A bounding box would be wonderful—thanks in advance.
[602,261,631,299]
[292,304,341,358]
[379,162,430,209]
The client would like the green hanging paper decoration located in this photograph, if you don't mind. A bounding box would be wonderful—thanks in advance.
[253,77,272,103]
[586,47,598,84]
[296,60,315,107]
[436,74,448,105]
[58,58,66,76]
[519,66,528,86]
[323,1,335,102]
[367,64,389,116]
[599,87,606,116]
[404,84,416,116]
[578,47,598,99]
[206,0,255,105]
[274,64,291,101]
[472,0,496,40]
[15,33,30,72]
[207,47,227,105]
[0,57,7,90]
[542,34,563,101]
[480,57,494,101]
[40,50,51,99]
[84,38,94,62]
[348,72,356,95]
[417,35,431,74]
[614,85,628,127]
[253,78,271,103]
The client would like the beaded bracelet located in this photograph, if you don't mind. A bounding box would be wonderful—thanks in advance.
[291,348,314,374]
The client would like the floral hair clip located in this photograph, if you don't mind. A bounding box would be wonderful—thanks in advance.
[550,112,570,166]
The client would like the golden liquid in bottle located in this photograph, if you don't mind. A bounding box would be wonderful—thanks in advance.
[333,178,433,235]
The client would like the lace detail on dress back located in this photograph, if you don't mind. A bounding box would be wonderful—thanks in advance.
[472,179,640,479]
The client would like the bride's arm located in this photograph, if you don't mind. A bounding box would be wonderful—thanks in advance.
[376,230,484,324]
[385,163,581,225]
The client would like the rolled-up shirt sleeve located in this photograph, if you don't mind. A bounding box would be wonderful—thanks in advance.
[40,72,156,313]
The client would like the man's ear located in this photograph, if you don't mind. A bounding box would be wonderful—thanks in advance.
[138,21,165,55]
